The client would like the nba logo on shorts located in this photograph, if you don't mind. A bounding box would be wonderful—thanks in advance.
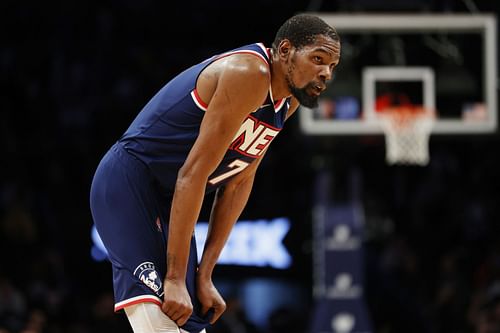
[134,262,163,295]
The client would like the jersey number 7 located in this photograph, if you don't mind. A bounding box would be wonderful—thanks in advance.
[208,159,250,185]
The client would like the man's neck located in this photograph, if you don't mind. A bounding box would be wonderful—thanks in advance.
[268,51,291,101]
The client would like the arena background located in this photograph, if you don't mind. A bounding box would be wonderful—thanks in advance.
[1,1,500,332]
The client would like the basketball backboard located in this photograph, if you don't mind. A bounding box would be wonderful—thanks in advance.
[299,14,497,135]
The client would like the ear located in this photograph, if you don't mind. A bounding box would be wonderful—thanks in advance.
[278,39,293,61]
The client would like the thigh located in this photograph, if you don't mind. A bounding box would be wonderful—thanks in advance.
[90,146,168,306]
[91,153,164,259]
[91,146,211,331]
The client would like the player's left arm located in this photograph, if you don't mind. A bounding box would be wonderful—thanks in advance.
[196,153,264,323]
[196,98,296,322]
[197,97,297,282]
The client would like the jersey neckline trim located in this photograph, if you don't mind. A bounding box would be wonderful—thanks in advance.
[256,43,286,113]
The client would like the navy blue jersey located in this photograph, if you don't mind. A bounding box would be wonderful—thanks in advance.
[119,43,290,195]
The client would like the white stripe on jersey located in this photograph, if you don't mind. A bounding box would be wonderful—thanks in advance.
[190,90,208,112]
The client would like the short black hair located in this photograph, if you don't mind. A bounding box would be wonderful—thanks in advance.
[272,14,339,52]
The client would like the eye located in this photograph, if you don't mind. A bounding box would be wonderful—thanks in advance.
[313,55,323,64]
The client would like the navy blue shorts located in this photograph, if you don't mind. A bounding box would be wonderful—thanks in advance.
[90,143,212,333]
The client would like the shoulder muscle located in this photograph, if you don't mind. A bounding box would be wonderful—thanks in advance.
[197,53,270,110]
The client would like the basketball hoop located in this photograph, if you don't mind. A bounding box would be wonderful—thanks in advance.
[377,106,435,166]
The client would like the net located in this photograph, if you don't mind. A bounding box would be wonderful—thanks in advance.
[377,106,435,166]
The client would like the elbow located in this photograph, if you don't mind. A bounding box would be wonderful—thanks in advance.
[176,161,210,189]
[177,163,192,182]
[176,164,197,187]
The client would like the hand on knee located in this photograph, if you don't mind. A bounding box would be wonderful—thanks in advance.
[125,302,181,333]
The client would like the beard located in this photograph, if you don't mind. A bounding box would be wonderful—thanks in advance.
[287,80,320,108]
[285,60,321,109]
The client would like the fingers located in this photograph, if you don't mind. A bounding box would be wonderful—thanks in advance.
[201,304,210,317]
[176,311,192,327]
[162,301,193,327]
[210,301,227,324]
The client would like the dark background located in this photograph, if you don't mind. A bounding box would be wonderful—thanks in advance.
[1,1,500,332]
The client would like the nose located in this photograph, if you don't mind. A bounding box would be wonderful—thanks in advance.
[319,65,332,82]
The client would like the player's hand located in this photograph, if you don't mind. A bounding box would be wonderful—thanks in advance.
[196,274,226,324]
[161,278,193,327]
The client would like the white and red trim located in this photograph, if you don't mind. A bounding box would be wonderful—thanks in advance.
[273,98,286,113]
[114,294,162,312]
[256,44,286,113]
[215,49,269,66]
[190,89,208,112]
[256,42,272,60]
[190,44,286,113]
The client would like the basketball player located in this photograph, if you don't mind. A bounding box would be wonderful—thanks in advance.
[90,14,340,333]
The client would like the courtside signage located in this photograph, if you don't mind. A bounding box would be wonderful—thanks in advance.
[91,217,292,269]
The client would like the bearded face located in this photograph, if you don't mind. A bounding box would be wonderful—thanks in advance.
[285,53,326,109]
[279,35,340,108]
[286,75,321,108]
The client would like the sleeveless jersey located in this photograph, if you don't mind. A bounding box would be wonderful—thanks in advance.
[118,43,290,195]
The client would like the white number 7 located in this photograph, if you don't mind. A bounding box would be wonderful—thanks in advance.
[208,159,250,185]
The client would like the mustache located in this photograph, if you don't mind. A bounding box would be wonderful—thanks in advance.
[304,81,328,90]
[303,80,327,92]
[290,84,320,108]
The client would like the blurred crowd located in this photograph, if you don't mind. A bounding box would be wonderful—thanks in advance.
[2,1,500,333]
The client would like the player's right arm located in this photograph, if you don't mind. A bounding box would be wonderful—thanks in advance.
[161,54,270,326]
